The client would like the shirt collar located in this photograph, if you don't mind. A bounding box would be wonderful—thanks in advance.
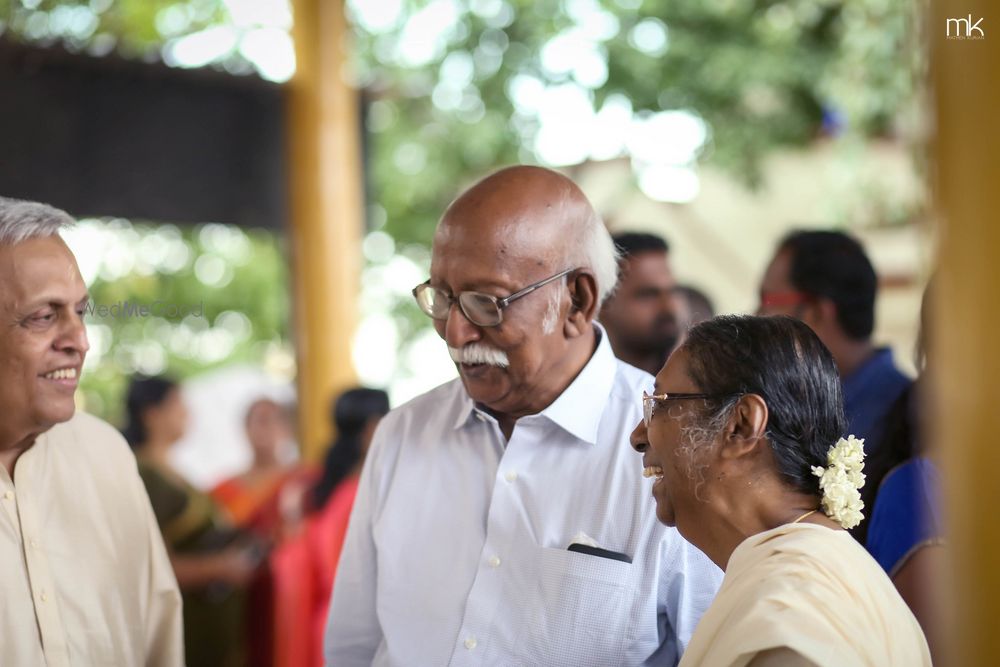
[452,323,617,445]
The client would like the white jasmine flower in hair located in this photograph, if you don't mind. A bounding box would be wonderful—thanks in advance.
[812,435,866,529]
[829,434,865,469]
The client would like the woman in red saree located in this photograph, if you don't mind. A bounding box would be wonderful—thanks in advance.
[271,388,390,667]
[211,399,298,539]
[211,398,302,667]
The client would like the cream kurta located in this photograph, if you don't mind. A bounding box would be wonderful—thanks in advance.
[0,411,183,666]
[680,523,931,667]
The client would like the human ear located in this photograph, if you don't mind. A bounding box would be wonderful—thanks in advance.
[563,270,598,337]
[719,394,768,460]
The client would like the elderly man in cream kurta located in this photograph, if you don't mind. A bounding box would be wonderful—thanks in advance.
[0,197,183,666]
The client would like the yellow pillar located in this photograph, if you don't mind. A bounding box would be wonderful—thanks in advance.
[930,2,1000,664]
[287,0,363,461]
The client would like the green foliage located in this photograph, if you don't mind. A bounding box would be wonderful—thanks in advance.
[3,0,922,241]
[67,220,290,424]
[3,0,923,401]
[1,0,228,57]
[352,0,922,239]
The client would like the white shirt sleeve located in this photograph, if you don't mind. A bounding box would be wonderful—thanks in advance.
[323,426,386,666]
[655,529,724,663]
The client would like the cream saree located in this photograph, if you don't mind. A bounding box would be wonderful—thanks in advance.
[679,523,931,667]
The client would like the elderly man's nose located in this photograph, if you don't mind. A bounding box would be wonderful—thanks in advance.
[58,314,90,355]
[444,302,481,347]
[629,421,648,453]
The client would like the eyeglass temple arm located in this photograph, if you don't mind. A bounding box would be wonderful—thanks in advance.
[498,268,576,307]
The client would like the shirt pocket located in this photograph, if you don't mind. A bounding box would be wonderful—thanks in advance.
[515,546,636,666]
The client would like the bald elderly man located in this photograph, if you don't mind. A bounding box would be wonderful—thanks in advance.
[0,197,183,666]
[325,167,721,666]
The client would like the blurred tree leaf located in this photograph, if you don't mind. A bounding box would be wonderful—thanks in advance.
[2,0,922,238]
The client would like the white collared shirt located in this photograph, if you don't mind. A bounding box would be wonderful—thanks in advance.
[325,326,722,666]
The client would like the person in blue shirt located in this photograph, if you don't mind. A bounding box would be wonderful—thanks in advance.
[758,230,911,451]
[862,281,945,661]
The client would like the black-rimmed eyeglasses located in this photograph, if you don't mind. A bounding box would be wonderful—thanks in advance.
[412,267,577,328]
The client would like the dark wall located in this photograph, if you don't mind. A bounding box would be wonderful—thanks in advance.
[0,38,288,229]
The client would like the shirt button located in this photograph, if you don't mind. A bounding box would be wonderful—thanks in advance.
[30,539,39,549]
[504,471,518,483]
[464,637,477,650]
[39,591,48,602]
[2,491,12,500]
[488,555,501,568]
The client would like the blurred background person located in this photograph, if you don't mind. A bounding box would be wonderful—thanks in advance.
[272,387,390,667]
[862,280,945,660]
[671,283,716,349]
[211,397,299,667]
[756,229,941,629]
[600,231,682,375]
[758,230,911,449]
[674,284,715,328]
[212,398,297,539]
[123,376,259,667]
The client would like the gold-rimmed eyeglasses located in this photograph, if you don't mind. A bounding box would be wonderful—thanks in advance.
[642,390,735,427]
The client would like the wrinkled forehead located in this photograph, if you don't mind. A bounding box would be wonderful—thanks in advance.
[433,214,542,256]
[431,210,565,284]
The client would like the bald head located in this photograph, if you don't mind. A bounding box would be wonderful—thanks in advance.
[425,166,619,425]
[436,166,618,305]
[440,166,588,240]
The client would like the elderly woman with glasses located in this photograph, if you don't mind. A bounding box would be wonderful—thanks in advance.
[630,315,931,666]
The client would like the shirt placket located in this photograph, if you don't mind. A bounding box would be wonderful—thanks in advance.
[448,418,529,666]
[1,468,18,525]
[13,452,71,667]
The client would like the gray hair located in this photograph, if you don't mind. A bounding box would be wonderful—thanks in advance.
[566,208,620,308]
[674,398,742,500]
[538,208,619,334]
[541,286,562,335]
[0,196,74,245]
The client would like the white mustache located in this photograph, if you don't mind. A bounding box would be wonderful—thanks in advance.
[448,344,510,368]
